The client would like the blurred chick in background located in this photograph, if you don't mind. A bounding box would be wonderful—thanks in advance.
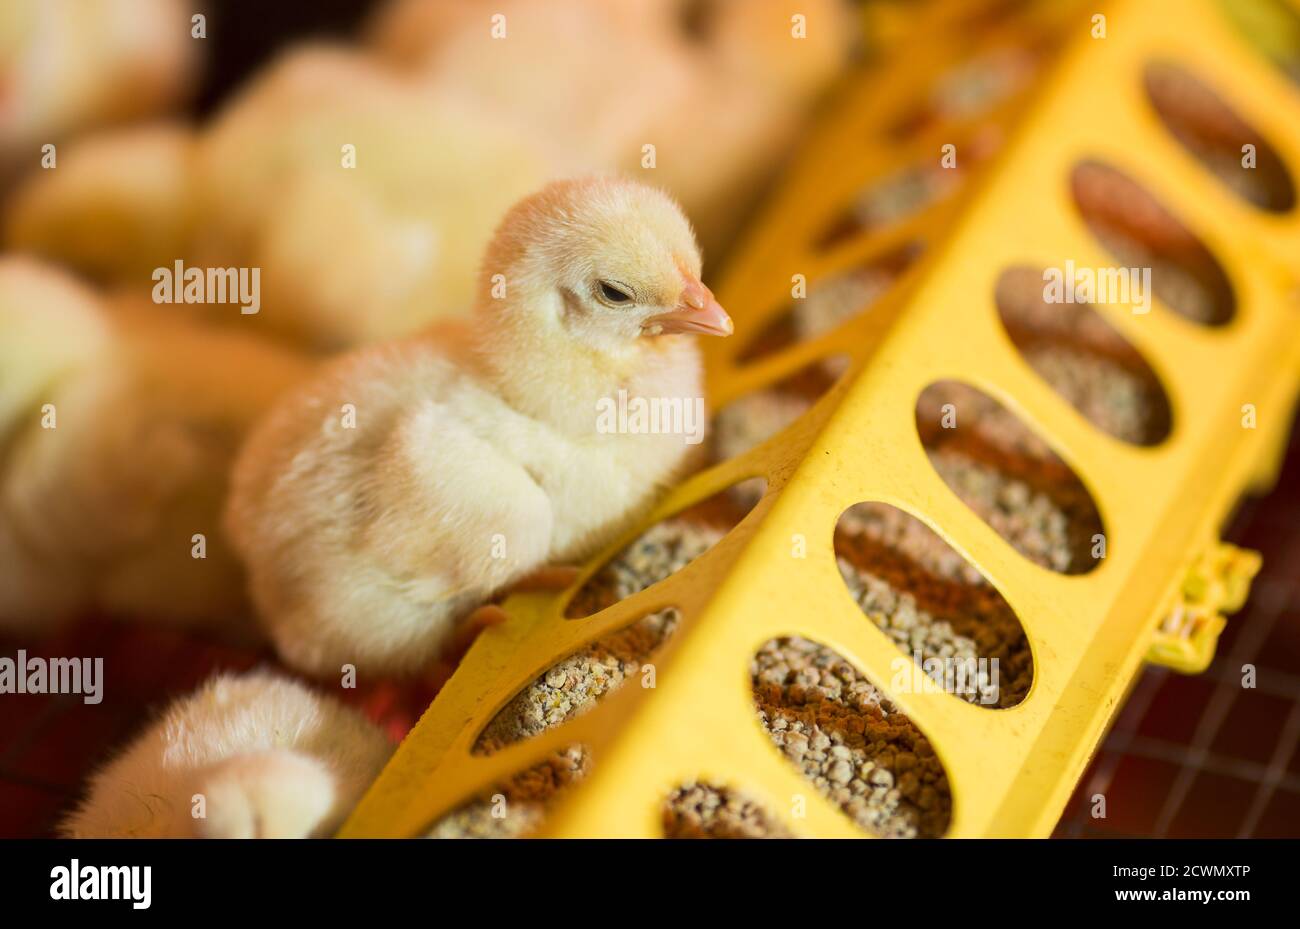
[369,0,857,253]
[8,46,553,349]
[6,0,853,350]
[0,258,310,638]
[63,671,392,838]
[225,177,732,678]
[195,45,554,348]
[4,123,197,284]
[0,0,198,185]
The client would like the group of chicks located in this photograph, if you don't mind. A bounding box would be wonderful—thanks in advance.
[0,0,858,837]
[6,0,853,344]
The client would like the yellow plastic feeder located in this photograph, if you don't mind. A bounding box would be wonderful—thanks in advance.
[342,0,1300,839]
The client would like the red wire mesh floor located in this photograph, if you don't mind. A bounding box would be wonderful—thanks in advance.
[5,418,1300,839]
[1053,417,1300,838]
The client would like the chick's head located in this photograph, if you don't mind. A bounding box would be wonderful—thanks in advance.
[478,176,733,355]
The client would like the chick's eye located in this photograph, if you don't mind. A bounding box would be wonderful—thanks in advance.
[598,281,633,305]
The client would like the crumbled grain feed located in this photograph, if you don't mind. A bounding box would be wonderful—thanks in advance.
[751,636,952,838]
[1072,161,1235,326]
[928,448,1078,573]
[425,745,589,839]
[432,519,725,837]
[737,260,902,366]
[713,389,808,510]
[474,607,679,753]
[1144,60,1295,212]
[929,47,1036,121]
[916,379,1058,464]
[1020,343,1165,445]
[834,541,1031,707]
[973,266,1175,447]
[791,266,895,345]
[567,520,724,618]
[663,782,792,838]
[1091,227,1227,326]
[818,164,959,251]
[849,164,961,232]
[917,382,1106,574]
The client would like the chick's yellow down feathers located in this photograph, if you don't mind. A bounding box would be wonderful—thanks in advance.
[368,0,857,252]
[0,0,197,184]
[225,178,733,678]
[7,1,853,345]
[0,258,310,636]
[6,46,554,350]
[62,671,392,838]
[5,123,198,283]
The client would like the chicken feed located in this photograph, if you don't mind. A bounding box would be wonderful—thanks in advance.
[412,43,1188,838]
[425,517,726,837]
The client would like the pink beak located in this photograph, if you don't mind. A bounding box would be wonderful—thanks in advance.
[643,270,734,337]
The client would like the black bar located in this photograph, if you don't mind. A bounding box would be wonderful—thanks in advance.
[2,838,1288,915]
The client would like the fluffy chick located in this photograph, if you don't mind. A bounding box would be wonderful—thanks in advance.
[226,177,733,678]
[5,46,553,349]
[642,0,857,250]
[0,258,310,637]
[62,671,393,838]
[0,0,197,184]
[196,46,555,348]
[369,0,686,175]
[5,122,197,283]
[368,0,856,253]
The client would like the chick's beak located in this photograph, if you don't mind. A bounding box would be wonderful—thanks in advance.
[643,273,734,337]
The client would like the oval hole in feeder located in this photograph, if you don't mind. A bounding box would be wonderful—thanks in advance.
[915,380,1107,575]
[814,162,962,253]
[750,635,953,838]
[563,480,764,620]
[1143,60,1296,213]
[834,501,1033,709]
[662,781,791,838]
[886,44,1041,141]
[736,242,922,365]
[1070,160,1237,326]
[995,265,1173,446]
[423,744,590,838]
[473,607,679,754]
[814,125,1006,254]
[713,356,850,463]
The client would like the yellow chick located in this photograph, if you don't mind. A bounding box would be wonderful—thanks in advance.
[367,0,856,253]
[369,0,687,174]
[0,0,197,184]
[62,671,392,838]
[5,122,198,283]
[225,177,733,678]
[5,46,554,350]
[644,0,858,250]
[0,258,310,637]
[195,45,554,347]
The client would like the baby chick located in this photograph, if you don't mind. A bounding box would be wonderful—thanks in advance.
[368,0,856,253]
[225,177,733,678]
[5,46,553,350]
[647,0,857,251]
[195,46,553,347]
[369,0,685,175]
[0,258,310,637]
[5,122,197,283]
[0,0,197,185]
[63,671,393,838]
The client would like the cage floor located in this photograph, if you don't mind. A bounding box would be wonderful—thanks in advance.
[4,416,1299,839]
